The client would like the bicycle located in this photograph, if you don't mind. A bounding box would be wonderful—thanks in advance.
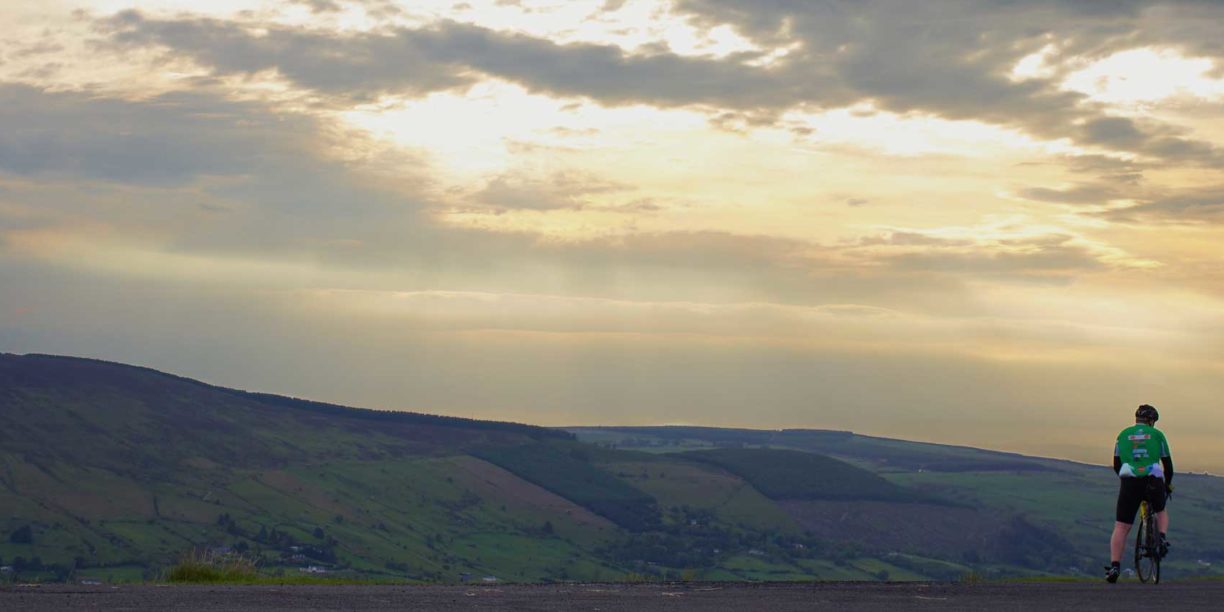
[1135,481,1171,584]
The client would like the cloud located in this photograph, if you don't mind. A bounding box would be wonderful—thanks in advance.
[471,171,627,211]
[93,3,1224,168]
[0,83,317,186]
[99,10,788,108]
[0,81,1155,319]
[290,0,343,13]
[0,83,434,265]
[1099,187,1224,224]
[844,228,1130,283]
[1080,117,1146,147]
[1016,183,1120,205]
[881,243,1107,281]
[527,226,1135,309]
[0,86,866,309]
[1076,116,1222,165]
[674,0,1224,164]
[856,231,972,247]
[99,10,472,101]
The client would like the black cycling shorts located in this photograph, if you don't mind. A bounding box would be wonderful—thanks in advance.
[1116,476,1167,524]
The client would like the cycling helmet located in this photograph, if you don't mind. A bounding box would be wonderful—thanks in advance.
[1136,404,1159,423]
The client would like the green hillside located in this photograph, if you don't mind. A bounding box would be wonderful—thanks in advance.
[3,353,1224,584]
[0,354,613,583]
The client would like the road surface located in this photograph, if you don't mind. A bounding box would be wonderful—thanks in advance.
[3,581,1222,611]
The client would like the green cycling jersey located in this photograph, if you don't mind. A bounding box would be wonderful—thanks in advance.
[1115,424,1171,479]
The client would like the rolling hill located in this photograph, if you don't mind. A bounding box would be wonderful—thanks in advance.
[571,426,1224,577]
[3,353,1224,584]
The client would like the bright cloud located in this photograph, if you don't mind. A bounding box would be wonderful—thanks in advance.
[1062,47,1224,106]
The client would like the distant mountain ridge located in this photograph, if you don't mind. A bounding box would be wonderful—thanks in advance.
[3,352,1224,584]
[570,425,1074,472]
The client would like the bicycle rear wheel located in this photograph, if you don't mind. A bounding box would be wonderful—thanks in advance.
[1150,512,1161,585]
[1135,504,1160,584]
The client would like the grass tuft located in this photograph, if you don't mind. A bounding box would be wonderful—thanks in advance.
[958,571,985,584]
[165,549,258,583]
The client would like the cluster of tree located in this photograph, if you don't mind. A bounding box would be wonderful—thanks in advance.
[295,545,338,563]
[216,513,245,537]
[600,532,724,569]
[598,502,896,576]
[8,525,33,544]
[474,442,661,531]
[602,426,781,446]
[616,438,682,448]
[438,491,483,513]
[0,556,76,581]
[213,514,339,564]
[684,448,933,503]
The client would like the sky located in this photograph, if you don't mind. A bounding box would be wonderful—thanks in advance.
[1,0,1223,470]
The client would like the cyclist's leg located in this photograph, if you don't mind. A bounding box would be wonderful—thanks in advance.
[1112,477,1142,563]
[1149,479,1170,555]
[1110,521,1132,562]
[1148,477,1169,534]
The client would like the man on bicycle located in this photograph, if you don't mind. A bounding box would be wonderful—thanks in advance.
[1106,404,1174,583]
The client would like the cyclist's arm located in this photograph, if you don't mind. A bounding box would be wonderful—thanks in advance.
[1113,442,1122,475]
[1160,433,1173,487]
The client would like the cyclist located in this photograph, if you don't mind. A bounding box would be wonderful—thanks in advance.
[1106,404,1174,583]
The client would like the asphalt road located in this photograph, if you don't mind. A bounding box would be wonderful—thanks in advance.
[4,581,1223,611]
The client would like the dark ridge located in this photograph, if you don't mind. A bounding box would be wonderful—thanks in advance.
[571,425,851,443]
[231,391,571,440]
[1,352,571,440]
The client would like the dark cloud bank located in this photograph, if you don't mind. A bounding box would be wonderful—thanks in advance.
[95,1,1224,170]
